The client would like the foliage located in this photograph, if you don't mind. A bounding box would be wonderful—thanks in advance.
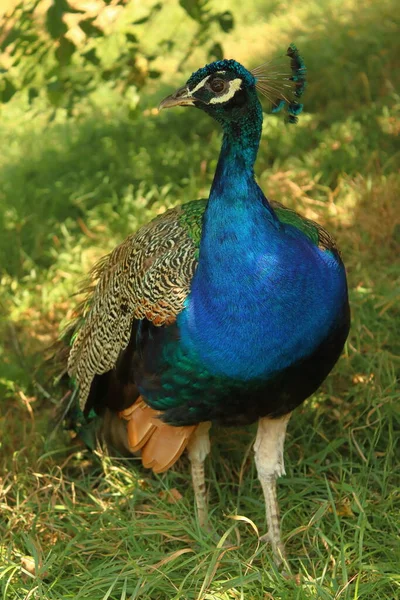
[178,0,235,66]
[0,0,400,598]
[0,0,234,112]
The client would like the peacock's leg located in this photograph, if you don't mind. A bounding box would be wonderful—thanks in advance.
[187,422,211,528]
[254,414,291,565]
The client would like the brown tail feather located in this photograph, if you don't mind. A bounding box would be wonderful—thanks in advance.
[123,401,157,451]
[118,398,197,473]
[141,421,196,473]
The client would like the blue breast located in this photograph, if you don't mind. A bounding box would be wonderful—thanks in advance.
[177,171,347,382]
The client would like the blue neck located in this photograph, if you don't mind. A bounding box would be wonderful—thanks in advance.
[211,94,263,192]
[200,98,279,271]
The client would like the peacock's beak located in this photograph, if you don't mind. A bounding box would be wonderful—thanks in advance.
[158,86,194,110]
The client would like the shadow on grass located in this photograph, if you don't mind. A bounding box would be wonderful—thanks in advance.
[0,107,216,278]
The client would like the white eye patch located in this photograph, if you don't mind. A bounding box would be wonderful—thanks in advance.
[187,71,241,104]
[208,78,242,104]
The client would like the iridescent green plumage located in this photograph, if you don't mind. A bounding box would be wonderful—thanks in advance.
[178,199,207,255]
[271,202,338,254]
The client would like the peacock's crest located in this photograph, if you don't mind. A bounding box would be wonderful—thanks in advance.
[251,43,307,123]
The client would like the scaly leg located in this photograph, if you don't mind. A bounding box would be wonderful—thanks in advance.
[187,422,211,528]
[254,414,291,565]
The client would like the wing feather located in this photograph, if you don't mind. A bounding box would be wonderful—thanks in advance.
[68,204,203,408]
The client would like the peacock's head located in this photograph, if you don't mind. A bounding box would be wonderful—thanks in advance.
[159,60,256,119]
[159,45,306,125]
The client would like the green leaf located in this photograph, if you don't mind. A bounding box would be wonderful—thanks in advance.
[82,48,100,66]
[132,15,151,25]
[217,11,234,33]
[101,69,114,82]
[28,87,39,104]
[0,27,20,51]
[0,78,17,103]
[46,0,69,39]
[179,0,209,22]
[46,79,65,106]
[79,18,104,38]
[208,42,223,61]
[126,33,138,44]
[55,37,76,66]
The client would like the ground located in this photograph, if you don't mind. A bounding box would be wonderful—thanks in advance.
[0,0,399,598]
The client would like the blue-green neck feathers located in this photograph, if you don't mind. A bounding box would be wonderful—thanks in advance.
[215,87,262,178]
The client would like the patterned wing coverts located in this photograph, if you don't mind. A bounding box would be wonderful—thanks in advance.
[68,204,201,408]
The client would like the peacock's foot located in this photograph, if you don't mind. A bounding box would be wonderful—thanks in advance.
[260,531,286,567]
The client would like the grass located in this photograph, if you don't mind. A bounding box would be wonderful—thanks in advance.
[1,0,399,598]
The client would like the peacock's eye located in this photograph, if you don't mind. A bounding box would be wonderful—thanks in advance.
[210,78,226,93]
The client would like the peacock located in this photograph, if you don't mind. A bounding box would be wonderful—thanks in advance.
[66,45,350,563]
